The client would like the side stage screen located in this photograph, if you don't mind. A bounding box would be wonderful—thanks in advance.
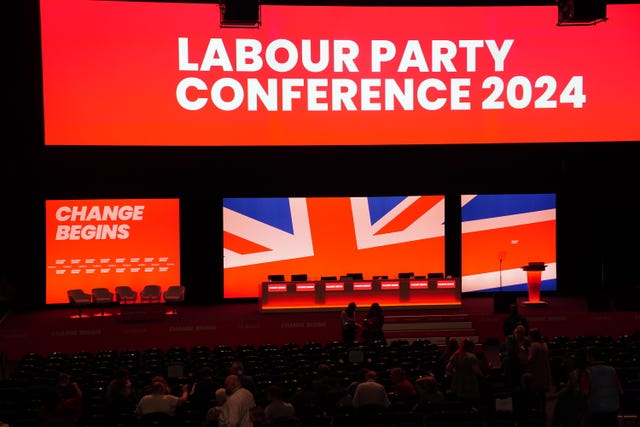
[461,194,556,293]
[45,198,181,304]
[40,1,640,146]
[223,196,445,299]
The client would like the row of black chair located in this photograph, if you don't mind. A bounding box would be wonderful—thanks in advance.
[67,285,186,317]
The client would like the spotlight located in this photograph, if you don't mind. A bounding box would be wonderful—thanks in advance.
[557,0,607,26]
[220,0,261,28]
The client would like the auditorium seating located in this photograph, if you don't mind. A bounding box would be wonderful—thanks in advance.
[1,333,639,427]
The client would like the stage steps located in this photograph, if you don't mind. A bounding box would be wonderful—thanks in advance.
[383,313,478,345]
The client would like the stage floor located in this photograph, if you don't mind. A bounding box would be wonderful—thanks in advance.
[1,295,638,362]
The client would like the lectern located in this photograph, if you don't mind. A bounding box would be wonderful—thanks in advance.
[522,262,548,306]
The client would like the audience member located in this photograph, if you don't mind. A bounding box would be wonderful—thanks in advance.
[134,381,188,417]
[513,372,547,425]
[527,328,552,416]
[218,374,256,427]
[351,370,391,413]
[550,352,585,427]
[189,366,218,421]
[446,338,484,411]
[341,302,360,346]
[310,363,332,408]
[440,338,460,390]
[414,374,445,412]
[230,360,256,395]
[502,324,530,391]
[389,367,417,410]
[204,387,228,427]
[361,302,385,345]
[473,345,494,415]
[580,346,623,427]
[347,367,369,398]
[38,372,83,427]
[105,368,137,425]
[503,303,529,338]
[249,405,268,427]
[264,385,296,421]
[325,375,353,415]
[290,378,324,425]
[140,375,171,396]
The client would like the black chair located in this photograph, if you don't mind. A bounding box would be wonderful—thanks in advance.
[115,285,138,304]
[140,284,162,304]
[67,289,92,318]
[91,287,115,316]
[139,412,176,427]
[162,285,186,315]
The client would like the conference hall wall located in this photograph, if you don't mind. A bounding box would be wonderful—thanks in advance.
[5,0,639,308]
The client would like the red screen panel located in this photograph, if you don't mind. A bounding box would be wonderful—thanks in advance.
[45,198,181,304]
[40,1,640,146]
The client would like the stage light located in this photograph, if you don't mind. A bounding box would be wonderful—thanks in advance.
[557,0,607,26]
[220,0,261,28]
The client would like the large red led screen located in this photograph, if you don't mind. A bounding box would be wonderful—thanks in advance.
[45,199,181,304]
[223,196,445,299]
[461,194,556,293]
[40,1,640,146]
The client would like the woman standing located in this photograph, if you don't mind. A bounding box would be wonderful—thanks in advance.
[341,302,360,346]
[361,302,385,345]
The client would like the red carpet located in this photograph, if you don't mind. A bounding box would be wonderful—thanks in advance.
[1,295,638,361]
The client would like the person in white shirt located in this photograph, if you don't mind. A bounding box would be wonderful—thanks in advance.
[135,381,188,417]
[351,370,391,412]
[218,374,256,427]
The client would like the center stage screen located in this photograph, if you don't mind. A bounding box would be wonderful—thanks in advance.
[40,1,640,146]
[45,198,181,304]
[461,193,557,293]
[223,196,445,299]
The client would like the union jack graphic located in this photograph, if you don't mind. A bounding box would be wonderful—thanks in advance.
[461,194,557,293]
[223,196,445,298]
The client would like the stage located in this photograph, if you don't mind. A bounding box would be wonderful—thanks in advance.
[1,295,639,362]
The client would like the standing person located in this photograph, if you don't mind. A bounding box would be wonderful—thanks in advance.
[341,302,360,346]
[580,346,623,427]
[388,367,418,410]
[105,368,137,425]
[503,303,529,338]
[502,324,530,391]
[446,338,484,412]
[204,388,228,427]
[440,338,460,390]
[38,372,84,427]
[550,352,585,427]
[230,360,256,395]
[527,328,552,418]
[264,384,296,422]
[189,366,218,423]
[361,302,385,345]
[218,374,256,427]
